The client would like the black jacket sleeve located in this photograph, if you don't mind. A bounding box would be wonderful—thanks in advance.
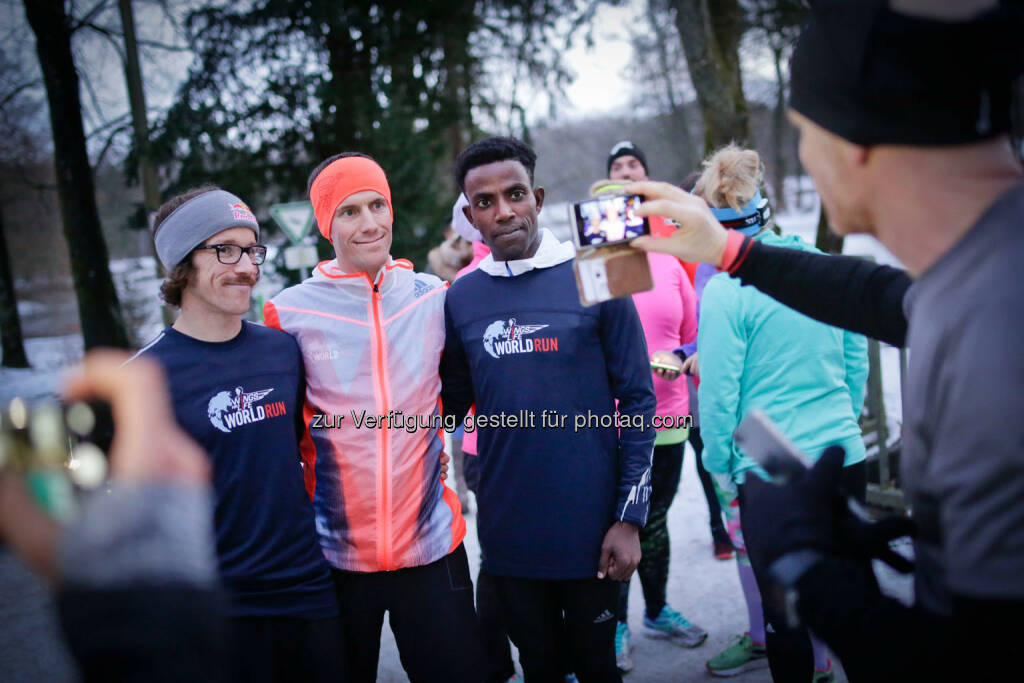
[440,298,475,424]
[732,240,912,347]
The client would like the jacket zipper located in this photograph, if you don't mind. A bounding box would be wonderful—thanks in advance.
[368,277,394,569]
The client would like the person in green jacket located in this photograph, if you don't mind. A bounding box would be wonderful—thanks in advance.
[694,145,868,682]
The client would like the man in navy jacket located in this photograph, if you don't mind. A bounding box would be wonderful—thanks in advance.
[442,136,656,681]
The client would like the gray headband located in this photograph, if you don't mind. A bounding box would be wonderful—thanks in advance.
[153,190,260,269]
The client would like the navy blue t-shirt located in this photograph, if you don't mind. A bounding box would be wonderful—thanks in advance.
[441,261,656,579]
[141,322,337,618]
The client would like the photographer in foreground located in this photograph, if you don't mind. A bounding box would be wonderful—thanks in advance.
[0,351,226,682]
[625,1,1024,680]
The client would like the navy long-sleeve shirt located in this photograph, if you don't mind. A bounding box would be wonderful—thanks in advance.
[441,260,656,579]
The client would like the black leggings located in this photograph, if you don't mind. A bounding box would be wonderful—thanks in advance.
[617,443,683,621]
[739,461,867,683]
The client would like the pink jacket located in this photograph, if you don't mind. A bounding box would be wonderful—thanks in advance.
[631,252,698,427]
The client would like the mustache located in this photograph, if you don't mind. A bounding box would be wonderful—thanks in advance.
[225,272,260,286]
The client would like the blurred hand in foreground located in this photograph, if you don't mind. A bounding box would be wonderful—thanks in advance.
[64,350,209,484]
[0,350,209,581]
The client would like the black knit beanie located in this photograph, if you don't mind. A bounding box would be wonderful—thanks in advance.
[607,141,648,176]
[789,0,1024,146]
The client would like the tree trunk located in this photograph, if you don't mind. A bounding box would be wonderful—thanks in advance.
[0,206,30,367]
[815,204,844,254]
[648,0,698,172]
[441,1,476,191]
[771,43,787,211]
[670,0,751,152]
[118,0,174,327]
[23,0,131,350]
[118,0,160,216]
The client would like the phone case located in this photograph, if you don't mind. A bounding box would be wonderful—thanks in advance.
[573,243,653,306]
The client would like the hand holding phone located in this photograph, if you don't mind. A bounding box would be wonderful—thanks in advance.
[649,350,683,380]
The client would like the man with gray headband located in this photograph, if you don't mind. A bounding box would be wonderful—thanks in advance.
[136,186,347,683]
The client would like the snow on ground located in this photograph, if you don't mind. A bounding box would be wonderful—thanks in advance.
[0,335,83,404]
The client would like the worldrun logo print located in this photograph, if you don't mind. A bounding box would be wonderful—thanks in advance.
[482,318,559,359]
[207,386,287,433]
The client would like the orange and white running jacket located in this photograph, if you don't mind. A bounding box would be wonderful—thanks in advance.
[264,258,465,572]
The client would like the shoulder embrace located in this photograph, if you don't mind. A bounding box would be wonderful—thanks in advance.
[250,321,301,351]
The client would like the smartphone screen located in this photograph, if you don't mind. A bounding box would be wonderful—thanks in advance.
[571,194,650,248]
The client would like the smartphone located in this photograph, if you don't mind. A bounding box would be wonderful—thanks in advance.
[569,194,650,249]
[650,360,680,372]
[733,409,813,484]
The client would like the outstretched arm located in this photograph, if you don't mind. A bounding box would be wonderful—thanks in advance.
[625,180,911,347]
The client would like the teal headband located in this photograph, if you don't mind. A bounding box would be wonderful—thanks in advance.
[708,190,771,236]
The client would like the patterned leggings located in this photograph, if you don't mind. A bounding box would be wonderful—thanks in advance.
[617,442,684,621]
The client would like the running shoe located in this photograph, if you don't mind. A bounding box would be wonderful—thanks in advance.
[714,539,735,560]
[705,633,769,677]
[642,605,708,647]
[812,659,835,683]
[615,621,634,673]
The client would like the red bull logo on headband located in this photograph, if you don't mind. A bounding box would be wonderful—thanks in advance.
[231,202,256,223]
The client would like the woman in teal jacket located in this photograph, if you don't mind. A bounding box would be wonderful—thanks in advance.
[695,145,868,682]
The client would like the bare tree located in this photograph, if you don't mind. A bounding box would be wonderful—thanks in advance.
[668,0,751,151]
[627,0,700,174]
[22,0,130,349]
[746,0,808,212]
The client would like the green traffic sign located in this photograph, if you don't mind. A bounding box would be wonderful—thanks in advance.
[269,201,315,245]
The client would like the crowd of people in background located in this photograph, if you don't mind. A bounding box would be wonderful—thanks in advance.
[1,2,1022,682]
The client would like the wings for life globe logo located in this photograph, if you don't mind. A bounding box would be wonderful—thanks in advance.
[207,386,287,433]
[482,318,559,359]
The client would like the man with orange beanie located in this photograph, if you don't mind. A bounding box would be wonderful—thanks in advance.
[264,153,484,682]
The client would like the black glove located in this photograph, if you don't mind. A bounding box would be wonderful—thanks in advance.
[744,445,916,572]
[838,511,915,573]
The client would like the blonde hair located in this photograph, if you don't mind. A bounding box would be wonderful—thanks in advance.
[693,144,764,211]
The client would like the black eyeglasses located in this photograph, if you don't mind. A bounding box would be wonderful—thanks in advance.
[194,244,268,265]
